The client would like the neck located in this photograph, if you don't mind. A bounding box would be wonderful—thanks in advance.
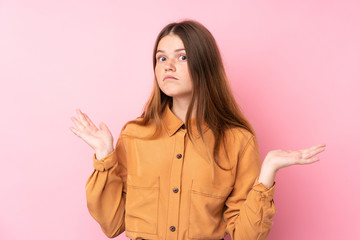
[171,97,196,123]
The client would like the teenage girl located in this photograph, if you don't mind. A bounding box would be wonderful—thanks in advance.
[70,19,326,240]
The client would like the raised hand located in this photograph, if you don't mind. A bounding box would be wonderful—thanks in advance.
[265,143,326,172]
[69,109,114,160]
[259,143,326,189]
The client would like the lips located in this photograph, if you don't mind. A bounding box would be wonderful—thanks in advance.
[163,75,178,81]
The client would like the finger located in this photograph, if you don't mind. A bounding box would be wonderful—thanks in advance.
[76,109,90,126]
[302,146,326,159]
[71,116,85,131]
[300,143,326,158]
[69,126,81,137]
[300,143,326,153]
[99,122,110,133]
[83,113,97,129]
[298,157,320,165]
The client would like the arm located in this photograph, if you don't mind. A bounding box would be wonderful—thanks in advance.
[224,134,326,239]
[223,135,276,240]
[258,143,326,188]
[85,134,128,238]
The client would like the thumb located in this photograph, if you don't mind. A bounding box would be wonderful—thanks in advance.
[99,122,110,132]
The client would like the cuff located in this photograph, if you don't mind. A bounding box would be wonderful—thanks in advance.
[92,150,116,172]
[251,177,276,202]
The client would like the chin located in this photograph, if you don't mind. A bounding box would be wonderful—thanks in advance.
[160,88,192,99]
[160,89,178,97]
[162,92,176,97]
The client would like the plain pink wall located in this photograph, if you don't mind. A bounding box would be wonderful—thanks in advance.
[0,0,359,239]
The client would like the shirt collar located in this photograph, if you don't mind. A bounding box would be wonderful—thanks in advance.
[162,103,209,138]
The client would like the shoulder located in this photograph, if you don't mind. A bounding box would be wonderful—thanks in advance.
[222,127,258,155]
[120,117,157,139]
[225,127,255,145]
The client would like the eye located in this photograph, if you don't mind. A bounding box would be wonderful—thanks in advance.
[158,56,166,62]
[179,55,187,61]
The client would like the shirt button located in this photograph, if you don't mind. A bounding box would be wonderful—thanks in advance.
[177,154,182,159]
[170,226,176,232]
[173,187,179,193]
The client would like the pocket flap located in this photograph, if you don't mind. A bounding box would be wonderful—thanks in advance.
[191,179,233,199]
[127,174,159,189]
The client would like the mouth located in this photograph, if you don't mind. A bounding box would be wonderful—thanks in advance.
[163,76,178,81]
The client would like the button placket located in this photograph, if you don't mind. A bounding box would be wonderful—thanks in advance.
[165,130,185,238]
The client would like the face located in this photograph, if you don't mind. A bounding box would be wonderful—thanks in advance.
[155,34,193,101]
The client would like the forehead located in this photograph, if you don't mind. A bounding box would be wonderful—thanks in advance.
[157,34,185,52]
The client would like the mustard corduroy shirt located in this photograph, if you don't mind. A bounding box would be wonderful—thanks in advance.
[85,103,276,240]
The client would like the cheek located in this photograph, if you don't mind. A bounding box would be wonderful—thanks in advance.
[183,65,191,78]
[183,67,192,83]
[155,67,162,86]
[154,66,160,80]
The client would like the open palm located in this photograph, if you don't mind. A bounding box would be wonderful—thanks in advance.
[69,109,114,154]
[266,143,326,171]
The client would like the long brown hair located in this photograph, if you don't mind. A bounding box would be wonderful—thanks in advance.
[126,19,256,177]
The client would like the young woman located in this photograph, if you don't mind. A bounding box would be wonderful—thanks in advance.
[70,19,326,240]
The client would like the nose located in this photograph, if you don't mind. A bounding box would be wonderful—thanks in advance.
[165,58,175,72]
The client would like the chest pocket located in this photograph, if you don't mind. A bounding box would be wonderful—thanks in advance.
[188,179,233,239]
[125,174,160,234]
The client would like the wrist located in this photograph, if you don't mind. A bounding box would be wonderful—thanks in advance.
[258,160,277,189]
[95,148,114,160]
[263,156,279,173]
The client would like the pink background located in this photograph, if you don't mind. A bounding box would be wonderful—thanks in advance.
[1,0,359,239]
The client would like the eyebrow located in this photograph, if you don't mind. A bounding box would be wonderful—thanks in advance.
[156,48,186,54]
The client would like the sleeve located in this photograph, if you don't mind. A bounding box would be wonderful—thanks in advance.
[223,135,276,240]
[85,133,128,238]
